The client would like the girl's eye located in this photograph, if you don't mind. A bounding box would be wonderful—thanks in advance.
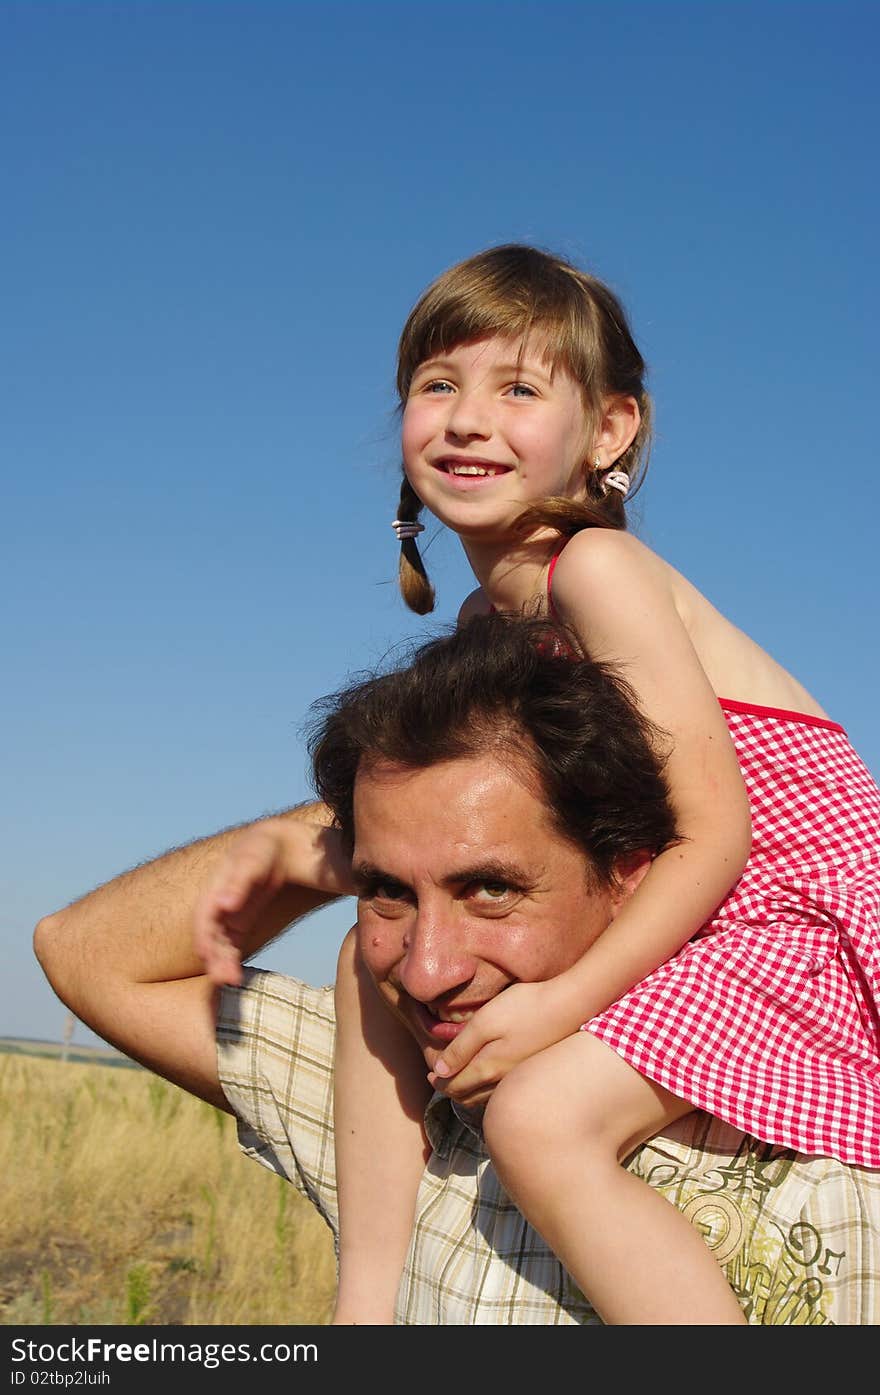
[509,383,537,398]
[425,380,454,394]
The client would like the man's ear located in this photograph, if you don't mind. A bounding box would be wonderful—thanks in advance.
[608,849,653,916]
[595,394,640,463]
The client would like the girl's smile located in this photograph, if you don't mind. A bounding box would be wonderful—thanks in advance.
[402,334,592,536]
[431,453,513,490]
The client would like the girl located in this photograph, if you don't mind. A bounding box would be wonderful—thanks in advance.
[203,244,880,1325]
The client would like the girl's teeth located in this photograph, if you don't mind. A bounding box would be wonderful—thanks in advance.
[451,466,487,476]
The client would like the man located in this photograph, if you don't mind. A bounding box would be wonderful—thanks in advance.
[34,615,880,1324]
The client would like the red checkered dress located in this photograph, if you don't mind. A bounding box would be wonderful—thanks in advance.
[584,700,880,1166]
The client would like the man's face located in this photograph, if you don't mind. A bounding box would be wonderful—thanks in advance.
[351,752,620,1072]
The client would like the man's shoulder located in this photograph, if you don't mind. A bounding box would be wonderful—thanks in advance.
[218,967,335,1035]
[217,968,336,1080]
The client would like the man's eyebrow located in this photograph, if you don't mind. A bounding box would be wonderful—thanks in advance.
[351,861,400,892]
[351,858,536,892]
[444,859,535,887]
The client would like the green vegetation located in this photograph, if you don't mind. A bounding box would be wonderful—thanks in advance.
[0,1054,336,1326]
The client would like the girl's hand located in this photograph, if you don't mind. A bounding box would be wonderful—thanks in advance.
[426,977,586,1111]
[192,822,305,986]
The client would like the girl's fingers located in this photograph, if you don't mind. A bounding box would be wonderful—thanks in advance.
[432,990,524,1078]
[428,1071,493,1112]
[432,1021,489,1078]
[432,1044,502,1098]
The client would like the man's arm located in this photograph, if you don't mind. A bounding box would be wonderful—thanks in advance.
[34,802,350,1111]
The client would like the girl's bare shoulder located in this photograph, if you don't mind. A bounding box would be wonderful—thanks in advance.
[551,533,827,716]
[551,529,673,601]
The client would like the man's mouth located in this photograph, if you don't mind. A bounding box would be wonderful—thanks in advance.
[411,1001,479,1041]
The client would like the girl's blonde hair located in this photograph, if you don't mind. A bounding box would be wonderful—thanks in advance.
[394,243,653,614]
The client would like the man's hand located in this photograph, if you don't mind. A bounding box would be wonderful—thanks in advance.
[193,816,357,986]
[426,976,588,1111]
[193,823,303,986]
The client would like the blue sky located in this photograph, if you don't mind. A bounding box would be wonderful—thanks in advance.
[3,0,878,1047]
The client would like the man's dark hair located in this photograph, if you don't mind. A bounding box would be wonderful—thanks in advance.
[307,613,678,886]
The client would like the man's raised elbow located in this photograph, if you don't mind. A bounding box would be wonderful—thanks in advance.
[34,911,54,969]
[34,910,73,996]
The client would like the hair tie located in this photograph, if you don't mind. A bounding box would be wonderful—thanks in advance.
[603,470,630,499]
[391,518,425,541]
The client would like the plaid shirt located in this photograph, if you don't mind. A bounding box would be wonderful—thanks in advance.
[217,968,880,1325]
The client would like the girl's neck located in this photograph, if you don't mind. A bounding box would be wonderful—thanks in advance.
[461,529,563,613]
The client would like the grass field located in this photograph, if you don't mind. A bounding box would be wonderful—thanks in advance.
[0,1037,137,1069]
[0,1050,337,1326]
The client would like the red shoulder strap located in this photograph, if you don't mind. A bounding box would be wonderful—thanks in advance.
[488,541,566,618]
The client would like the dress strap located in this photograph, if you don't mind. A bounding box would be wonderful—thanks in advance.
[488,541,567,618]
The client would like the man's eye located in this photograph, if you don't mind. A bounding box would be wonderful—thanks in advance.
[371,882,409,902]
[472,881,512,901]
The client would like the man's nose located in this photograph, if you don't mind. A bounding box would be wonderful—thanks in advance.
[395,904,474,1004]
[445,387,491,440]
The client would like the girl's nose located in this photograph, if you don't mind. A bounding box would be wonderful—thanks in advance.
[445,388,491,441]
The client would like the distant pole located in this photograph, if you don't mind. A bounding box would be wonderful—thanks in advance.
[60,1010,75,1063]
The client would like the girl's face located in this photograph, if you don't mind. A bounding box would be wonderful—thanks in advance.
[401,334,592,541]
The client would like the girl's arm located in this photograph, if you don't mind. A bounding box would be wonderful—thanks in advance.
[431,531,752,1104]
[546,528,752,1003]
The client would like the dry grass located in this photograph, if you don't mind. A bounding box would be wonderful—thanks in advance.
[0,1054,337,1326]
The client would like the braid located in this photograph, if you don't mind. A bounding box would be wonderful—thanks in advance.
[397,476,435,615]
[515,461,627,542]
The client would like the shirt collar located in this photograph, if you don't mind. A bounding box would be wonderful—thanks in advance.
[425,1091,484,1156]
